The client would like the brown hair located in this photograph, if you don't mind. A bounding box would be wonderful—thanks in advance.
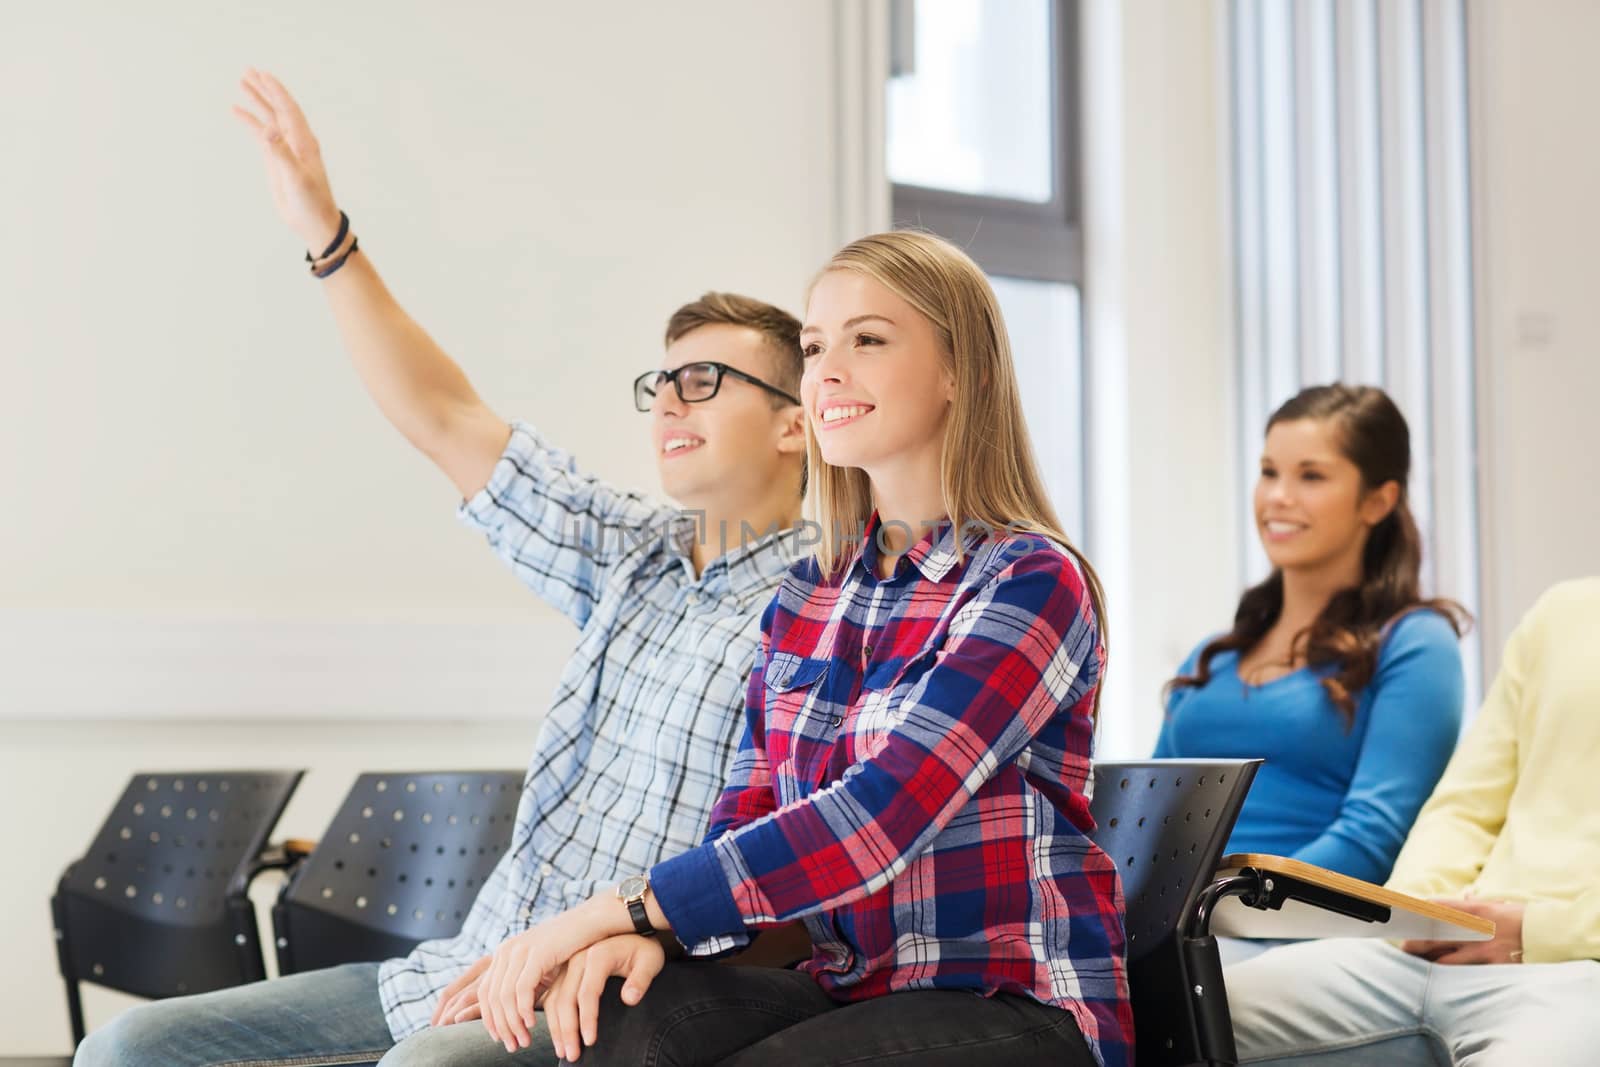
[1167,383,1470,723]
[664,292,804,404]
[804,231,1108,718]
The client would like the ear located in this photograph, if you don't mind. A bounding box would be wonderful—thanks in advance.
[775,404,808,456]
[1360,480,1402,527]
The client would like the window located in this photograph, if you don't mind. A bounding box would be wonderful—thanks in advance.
[887,0,1086,540]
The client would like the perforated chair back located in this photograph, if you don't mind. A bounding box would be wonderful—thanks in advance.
[51,770,303,1043]
[1089,759,1260,1067]
[273,770,523,973]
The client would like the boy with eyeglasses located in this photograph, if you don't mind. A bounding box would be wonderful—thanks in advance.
[74,69,807,1067]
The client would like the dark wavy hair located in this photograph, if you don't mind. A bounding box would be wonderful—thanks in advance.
[1166,384,1470,725]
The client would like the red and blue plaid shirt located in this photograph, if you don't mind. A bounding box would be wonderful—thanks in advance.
[652,516,1134,1067]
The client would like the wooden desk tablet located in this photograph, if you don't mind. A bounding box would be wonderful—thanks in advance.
[1210,853,1495,943]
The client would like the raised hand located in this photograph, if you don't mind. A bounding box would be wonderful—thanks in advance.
[231,68,343,254]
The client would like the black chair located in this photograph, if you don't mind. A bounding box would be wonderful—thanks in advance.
[1092,759,1448,1067]
[51,770,304,1046]
[1089,759,1261,1067]
[272,770,523,973]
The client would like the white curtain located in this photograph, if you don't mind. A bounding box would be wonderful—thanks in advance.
[1228,0,1481,705]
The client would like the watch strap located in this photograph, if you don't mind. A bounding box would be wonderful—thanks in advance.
[626,896,652,935]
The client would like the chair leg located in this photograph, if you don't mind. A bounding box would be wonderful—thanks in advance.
[1181,934,1238,1065]
[64,975,86,1047]
[52,891,87,1046]
[228,894,268,983]
[271,898,296,976]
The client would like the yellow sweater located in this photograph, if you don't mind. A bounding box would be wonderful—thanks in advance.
[1386,578,1600,962]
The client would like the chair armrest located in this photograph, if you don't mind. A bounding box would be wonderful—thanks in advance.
[254,837,319,873]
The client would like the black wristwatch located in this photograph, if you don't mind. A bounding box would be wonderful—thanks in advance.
[616,874,654,935]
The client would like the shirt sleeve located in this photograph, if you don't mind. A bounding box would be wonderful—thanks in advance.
[1385,604,1531,900]
[1153,639,1208,758]
[1523,886,1600,964]
[1151,723,1176,758]
[650,547,1102,949]
[669,610,783,959]
[700,611,782,846]
[457,420,676,627]
[1290,611,1464,883]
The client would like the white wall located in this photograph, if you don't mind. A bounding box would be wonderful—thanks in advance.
[0,0,848,720]
[1471,0,1600,662]
[0,1,861,1054]
[1083,0,1239,758]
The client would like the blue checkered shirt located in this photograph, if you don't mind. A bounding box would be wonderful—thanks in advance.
[376,421,801,1039]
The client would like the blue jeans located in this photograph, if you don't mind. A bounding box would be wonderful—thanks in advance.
[1227,938,1600,1066]
[72,962,560,1067]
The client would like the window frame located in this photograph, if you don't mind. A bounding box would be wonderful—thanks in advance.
[888,0,1090,540]
[889,0,1083,286]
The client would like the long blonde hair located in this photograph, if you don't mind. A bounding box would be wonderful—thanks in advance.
[804,231,1108,698]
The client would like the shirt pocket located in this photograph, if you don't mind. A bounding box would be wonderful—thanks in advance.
[765,652,832,694]
[861,635,945,692]
[854,644,943,759]
[762,653,837,793]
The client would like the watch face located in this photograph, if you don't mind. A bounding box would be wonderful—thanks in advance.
[618,875,648,900]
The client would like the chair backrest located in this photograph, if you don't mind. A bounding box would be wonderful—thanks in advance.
[53,770,302,1000]
[1089,759,1260,1067]
[273,770,523,973]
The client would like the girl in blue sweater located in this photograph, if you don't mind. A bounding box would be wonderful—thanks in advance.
[1157,385,1468,909]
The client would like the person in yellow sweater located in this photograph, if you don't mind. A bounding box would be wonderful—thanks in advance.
[1226,577,1600,1065]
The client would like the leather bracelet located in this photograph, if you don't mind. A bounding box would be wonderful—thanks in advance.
[305,211,350,264]
[312,235,360,279]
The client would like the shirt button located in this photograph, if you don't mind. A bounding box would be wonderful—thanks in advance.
[519,907,533,921]
[578,802,589,816]
[540,863,554,877]
[831,715,843,727]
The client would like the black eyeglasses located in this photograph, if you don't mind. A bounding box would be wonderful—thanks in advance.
[633,361,801,412]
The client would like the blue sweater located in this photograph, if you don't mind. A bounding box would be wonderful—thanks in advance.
[1154,610,1464,884]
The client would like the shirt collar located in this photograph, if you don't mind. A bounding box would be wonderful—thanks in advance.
[855,512,979,584]
[667,512,804,601]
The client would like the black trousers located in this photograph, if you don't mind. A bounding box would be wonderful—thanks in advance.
[574,960,1098,1067]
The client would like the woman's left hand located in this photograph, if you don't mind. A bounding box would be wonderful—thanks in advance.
[479,897,633,1052]
[544,934,667,1062]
